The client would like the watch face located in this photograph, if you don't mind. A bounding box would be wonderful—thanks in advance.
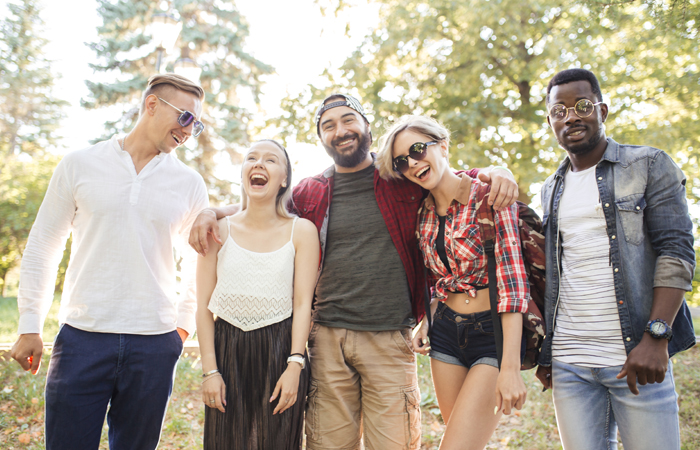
[651,321,667,334]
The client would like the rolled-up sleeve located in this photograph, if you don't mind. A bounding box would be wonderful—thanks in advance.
[645,151,696,291]
[494,203,530,314]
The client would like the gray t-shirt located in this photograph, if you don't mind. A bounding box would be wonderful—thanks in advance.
[314,164,415,331]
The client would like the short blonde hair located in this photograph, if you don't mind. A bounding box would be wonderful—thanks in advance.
[376,115,451,180]
[240,140,295,219]
[140,73,205,115]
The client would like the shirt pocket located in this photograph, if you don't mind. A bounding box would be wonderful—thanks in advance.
[296,200,318,217]
[451,224,482,262]
[393,190,421,204]
[615,193,646,246]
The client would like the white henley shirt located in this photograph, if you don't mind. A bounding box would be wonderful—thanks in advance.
[17,136,209,336]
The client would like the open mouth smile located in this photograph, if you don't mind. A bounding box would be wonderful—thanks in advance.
[250,173,269,187]
[415,165,430,181]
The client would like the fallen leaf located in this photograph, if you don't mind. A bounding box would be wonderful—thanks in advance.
[31,398,39,404]
[18,432,31,444]
[186,402,194,410]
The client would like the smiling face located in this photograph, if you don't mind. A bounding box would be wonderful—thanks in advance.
[149,89,203,153]
[391,128,449,190]
[241,141,289,204]
[547,80,608,159]
[318,105,372,168]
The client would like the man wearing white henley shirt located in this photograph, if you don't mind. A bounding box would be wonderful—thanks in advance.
[10,73,209,450]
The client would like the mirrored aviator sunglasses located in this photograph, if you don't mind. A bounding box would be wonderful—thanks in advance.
[177,111,205,137]
[392,141,437,173]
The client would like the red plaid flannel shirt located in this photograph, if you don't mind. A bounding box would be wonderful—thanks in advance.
[290,160,481,322]
[418,175,529,314]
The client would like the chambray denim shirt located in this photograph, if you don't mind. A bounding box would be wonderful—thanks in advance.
[538,138,696,367]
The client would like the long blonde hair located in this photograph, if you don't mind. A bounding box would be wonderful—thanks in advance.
[240,140,295,218]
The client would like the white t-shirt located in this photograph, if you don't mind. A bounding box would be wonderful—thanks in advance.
[551,164,628,367]
[17,136,209,335]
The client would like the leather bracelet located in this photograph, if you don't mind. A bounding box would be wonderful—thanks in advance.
[289,353,304,358]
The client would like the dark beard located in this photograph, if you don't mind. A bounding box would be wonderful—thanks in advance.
[322,130,372,168]
[562,126,604,156]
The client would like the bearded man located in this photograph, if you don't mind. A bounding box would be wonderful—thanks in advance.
[189,94,519,449]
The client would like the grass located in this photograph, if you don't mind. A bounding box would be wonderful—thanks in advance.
[0,297,60,344]
[1,296,699,449]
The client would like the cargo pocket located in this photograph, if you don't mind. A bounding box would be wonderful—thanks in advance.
[402,386,421,449]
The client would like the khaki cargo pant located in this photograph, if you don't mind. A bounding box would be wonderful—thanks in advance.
[305,324,421,450]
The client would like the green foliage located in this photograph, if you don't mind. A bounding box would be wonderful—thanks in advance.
[0,155,60,297]
[0,296,60,343]
[271,0,700,299]
[273,0,699,198]
[83,0,274,204]
[0,0,67,158]
[0,0,68,295]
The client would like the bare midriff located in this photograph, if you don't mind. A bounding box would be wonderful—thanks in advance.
[444,289,491,315]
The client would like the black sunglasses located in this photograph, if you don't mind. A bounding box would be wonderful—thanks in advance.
[392,141,438,174]
[158,97,205,137]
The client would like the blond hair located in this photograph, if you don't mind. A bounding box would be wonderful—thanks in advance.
[140,73,205,115]
[240,140,295,219]
[376,115,451,180]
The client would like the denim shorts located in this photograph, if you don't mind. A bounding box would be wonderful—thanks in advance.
[429,302,524,369]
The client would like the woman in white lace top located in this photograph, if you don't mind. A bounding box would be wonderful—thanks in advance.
[196,140,320,449]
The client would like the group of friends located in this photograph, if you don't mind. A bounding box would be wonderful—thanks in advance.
[10,67,696,450]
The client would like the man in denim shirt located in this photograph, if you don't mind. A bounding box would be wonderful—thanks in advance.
[535,68,696,450]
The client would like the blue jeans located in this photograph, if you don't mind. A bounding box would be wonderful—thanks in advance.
[551,358,680,450]
[45,324,183,450]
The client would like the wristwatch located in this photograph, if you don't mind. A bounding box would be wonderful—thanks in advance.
[287,355,306,369]
[645,319,673,340]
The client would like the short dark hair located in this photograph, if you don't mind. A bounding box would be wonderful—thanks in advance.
[546,69,603,105]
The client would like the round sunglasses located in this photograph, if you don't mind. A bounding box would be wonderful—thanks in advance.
[548,99,603,122]
[392,141,438,174]
[158,97,205,137]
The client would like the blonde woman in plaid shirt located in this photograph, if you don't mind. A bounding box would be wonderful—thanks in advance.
[377,115,530,450]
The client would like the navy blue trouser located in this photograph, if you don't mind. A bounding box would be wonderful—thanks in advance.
[45,324,183,450]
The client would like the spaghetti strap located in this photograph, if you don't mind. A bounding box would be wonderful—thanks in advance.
[289,216,298,242]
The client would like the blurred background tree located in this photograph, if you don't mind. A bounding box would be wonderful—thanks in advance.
[270,0,699,301]
[83,0,273,204]
[0,0,67,296]
[271,0,699,201]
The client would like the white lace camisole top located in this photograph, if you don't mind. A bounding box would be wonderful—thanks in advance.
[208,216,297,332]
